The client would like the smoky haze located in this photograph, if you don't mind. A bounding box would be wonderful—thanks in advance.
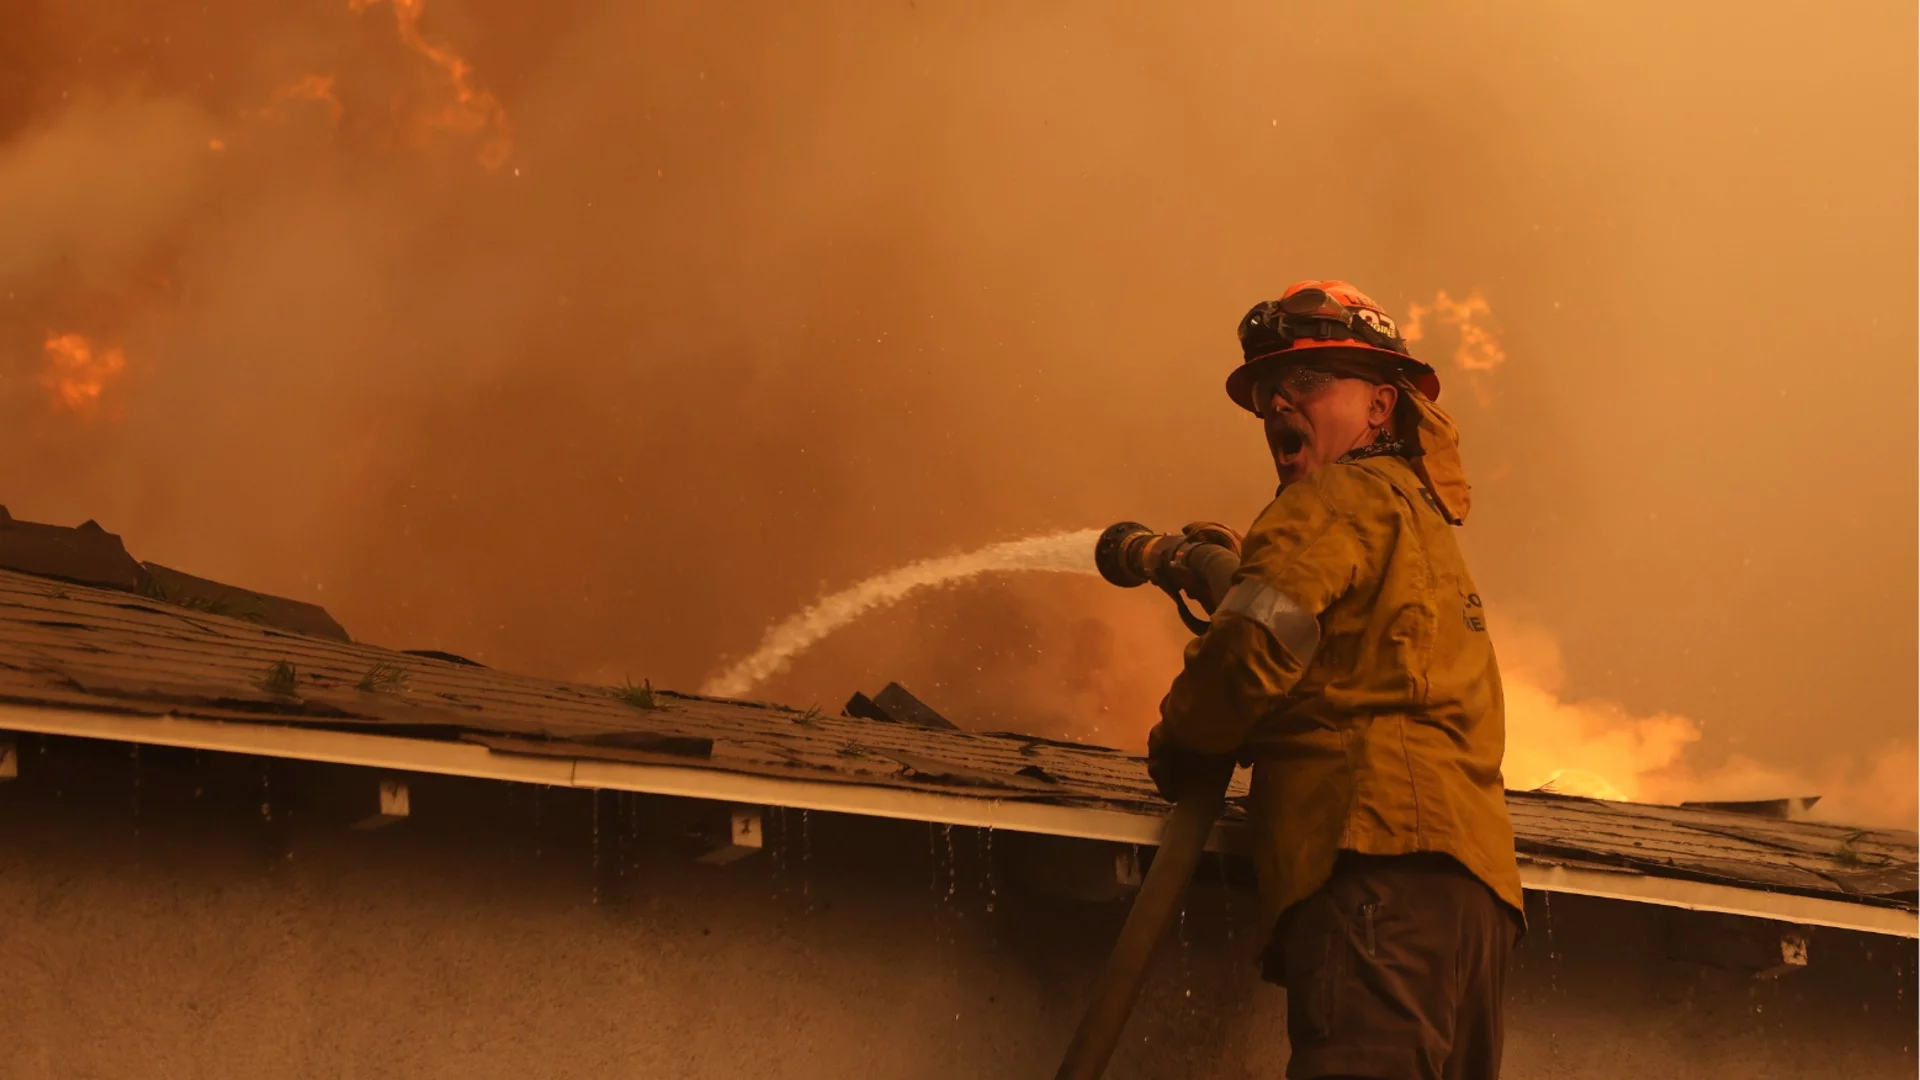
[2,1,1913,823]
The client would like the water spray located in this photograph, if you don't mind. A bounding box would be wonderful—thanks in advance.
[699,529,1104,699]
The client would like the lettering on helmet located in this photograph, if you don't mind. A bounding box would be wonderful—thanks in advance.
[1356,308,1399,340]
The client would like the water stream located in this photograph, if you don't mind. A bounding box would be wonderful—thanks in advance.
[699,528,1103,698]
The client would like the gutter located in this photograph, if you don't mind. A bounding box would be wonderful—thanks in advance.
[2,702,1913,939]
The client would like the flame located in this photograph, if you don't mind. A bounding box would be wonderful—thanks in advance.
[245,74,346,123]
[351,0,513,167]
[1403,289,1507,374]
[1497,616,1705,801]
[1498,616,1918,826]
[40,333,127,415]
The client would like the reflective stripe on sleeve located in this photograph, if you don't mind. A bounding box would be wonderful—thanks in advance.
[1216,579,1322,665]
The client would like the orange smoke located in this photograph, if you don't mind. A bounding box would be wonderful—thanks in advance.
[244,74,345,124]
[1403,289,1507,374]
[351,0,513,167]
[1497,617,1917,827]
[1497,618,1701,800]
[39,333,127,415]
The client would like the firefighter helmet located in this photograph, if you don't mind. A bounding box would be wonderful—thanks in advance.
[1225,280,1441,413]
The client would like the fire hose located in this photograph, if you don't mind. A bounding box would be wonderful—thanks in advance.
[1052,521,1245,1080]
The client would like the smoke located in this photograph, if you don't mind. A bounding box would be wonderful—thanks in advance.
[1498,616,1918,827]
[1497,617,1700,800]
[0,0,1912,828]
[0,95,218,288]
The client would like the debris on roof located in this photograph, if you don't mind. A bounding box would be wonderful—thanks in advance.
[0,565,1912,920]
[139,562,349,642]
[0,507,144,591]
[844,681,958,730]
[0,508,350,642]
[1680,796,1822,821]
[400,649,485,667]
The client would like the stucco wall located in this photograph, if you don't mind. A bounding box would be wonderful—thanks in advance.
[1,735,1912,1079]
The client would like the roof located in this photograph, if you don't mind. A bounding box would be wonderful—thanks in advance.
[0,507,347,640]
[0,565,1912,937]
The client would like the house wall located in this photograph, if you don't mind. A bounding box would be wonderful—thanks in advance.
[1,734,1913,1080]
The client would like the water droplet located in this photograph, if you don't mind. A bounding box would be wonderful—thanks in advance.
[927,821,947,944]
[626,793,642,885]
[591,790,602,905]
[1179,903,1194,1015]
[942,824,958,909]
[1541,892,1559,996]
[770,806,790,903]
[533,786,544,860]
[799,809,814,912]
[984,827,997,915]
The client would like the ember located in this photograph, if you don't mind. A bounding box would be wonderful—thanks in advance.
[39,333,126,416]
[351,0,512,167]
[1403,288,1508,374]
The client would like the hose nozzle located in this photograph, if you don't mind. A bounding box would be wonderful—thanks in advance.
[1093,520,1246,635]
[1094,522,1162,589]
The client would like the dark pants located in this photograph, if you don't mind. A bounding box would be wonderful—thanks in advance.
[1264,853,1519,1080]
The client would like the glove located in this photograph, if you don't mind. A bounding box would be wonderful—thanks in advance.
[1145,723,1235,803]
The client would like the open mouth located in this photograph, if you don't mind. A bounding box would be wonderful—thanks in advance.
[1275,427,1306,457]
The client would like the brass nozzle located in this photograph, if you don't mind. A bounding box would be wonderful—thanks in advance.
[1094,522,1162,588]
[1094,520,1243,591]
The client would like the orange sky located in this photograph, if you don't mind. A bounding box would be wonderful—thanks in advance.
[0,1,1913,821]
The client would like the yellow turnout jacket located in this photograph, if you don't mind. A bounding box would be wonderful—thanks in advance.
[1152,454,1524,929]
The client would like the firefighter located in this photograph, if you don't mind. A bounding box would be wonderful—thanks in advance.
[1146,280,1524,1080]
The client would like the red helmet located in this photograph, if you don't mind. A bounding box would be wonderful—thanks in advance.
[1225,280,1441,413]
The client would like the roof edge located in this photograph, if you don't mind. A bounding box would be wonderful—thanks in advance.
[2,701,1913,940]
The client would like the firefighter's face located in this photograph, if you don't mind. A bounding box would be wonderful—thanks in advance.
[1257,370,1399,486]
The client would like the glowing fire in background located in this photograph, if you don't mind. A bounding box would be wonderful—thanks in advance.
[1401,294,1673,805]
[351,0,513,167]
[40,333,127,416]
[20,1,512,430]
[244,74,345,124]
[1403,289,1507,374]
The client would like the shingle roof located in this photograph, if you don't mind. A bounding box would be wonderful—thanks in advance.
[0,566,1911,924]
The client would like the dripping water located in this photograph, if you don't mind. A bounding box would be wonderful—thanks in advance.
[129,742,141,840]
[799,809,813,912]
[770,806,789,904]
[626,792,641,887]
[983,827,997,916]
[942,823,958,914]
[590,789,602,905]
[928,821,947,945]
[1542,892,1558,997]
[533,785,544,860]
[1179,903,1195,1011]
